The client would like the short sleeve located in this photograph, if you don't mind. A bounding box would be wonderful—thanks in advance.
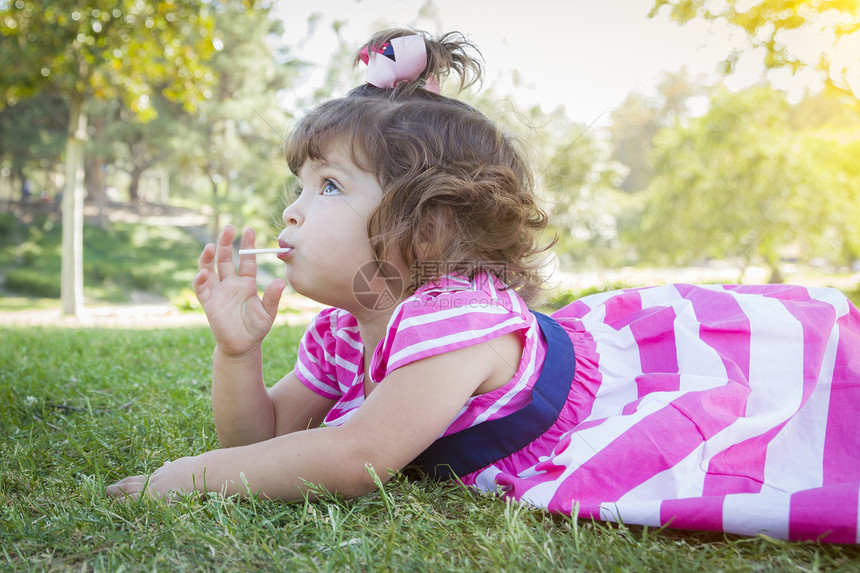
[370,275,531,382]
[294,308,363,400]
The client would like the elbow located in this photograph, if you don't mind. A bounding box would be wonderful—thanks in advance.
[335,459,394,499]
[216,430,269,449]
[320,426,409,499]
[332,442,402,499]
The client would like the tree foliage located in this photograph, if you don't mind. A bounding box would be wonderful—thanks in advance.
[460,90,628,266]
[799,130,860,263]
[534,110,629,265]
[169,3,298,238]
[1,0,217,115]
[0,91,67,193]
[650,0,860,99]
[633,86,858,280]
[609,71,707,193]
[1,0,221,315]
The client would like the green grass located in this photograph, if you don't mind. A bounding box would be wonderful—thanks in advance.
[2,325,860,571]
[0,295,59,312]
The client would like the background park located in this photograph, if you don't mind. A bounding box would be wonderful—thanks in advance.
[2,0,860,570]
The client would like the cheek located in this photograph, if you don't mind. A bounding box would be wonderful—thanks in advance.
[336,226,375,257]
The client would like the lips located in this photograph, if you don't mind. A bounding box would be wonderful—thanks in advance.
[277,239,294,261]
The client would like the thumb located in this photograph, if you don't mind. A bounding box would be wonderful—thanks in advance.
[261,278,287,318]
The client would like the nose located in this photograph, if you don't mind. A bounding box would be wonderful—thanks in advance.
[282,199,303,227]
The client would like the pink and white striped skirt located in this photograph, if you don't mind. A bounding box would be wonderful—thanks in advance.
[462,284,860,543]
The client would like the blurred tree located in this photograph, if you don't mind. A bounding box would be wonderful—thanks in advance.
[635,86,821,282]
[650,0,860,100]
[790,85,860,129]
[804,139,860,262]
[796,102,860,265]
[480,100,627,266]
[170,2,298,239]
[104,96,184,204]
[450,60,629,266]
[608,92,661,193]
[536,109,628,266]
[0,91,67,198]
[0,0,216,316]
[307,18,355,102]
[609,70,706,193]
[83,99,117,227]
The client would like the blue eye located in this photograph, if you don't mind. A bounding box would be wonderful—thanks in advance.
[321,179,341,196]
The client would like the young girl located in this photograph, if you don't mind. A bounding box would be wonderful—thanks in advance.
[108,29,860,544]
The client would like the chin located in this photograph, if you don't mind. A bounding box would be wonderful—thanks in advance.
[284,272,310,300]
[285,277,343,310]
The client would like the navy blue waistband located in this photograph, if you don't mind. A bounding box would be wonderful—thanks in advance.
[411,310,576,480]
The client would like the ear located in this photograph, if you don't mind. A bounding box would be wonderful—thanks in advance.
[414,240,432,261]
[411,204,451,262]
[411,217,435,261]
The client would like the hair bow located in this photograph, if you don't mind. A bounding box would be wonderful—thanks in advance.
[359,34,440,93]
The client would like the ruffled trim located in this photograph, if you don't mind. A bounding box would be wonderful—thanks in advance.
[460,315,601,489]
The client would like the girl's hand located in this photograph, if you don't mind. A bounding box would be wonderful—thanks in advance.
[105,457,205,501]
[193,225,286,357]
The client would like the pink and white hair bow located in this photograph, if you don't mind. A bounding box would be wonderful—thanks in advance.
[359,34,440,93]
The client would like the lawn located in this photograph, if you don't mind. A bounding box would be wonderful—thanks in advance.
[2,324,859,571]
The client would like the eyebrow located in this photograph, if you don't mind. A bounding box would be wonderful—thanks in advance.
[301,157,354,186]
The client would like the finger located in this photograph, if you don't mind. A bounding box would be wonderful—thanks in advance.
[215,225,236,279]
[106,476,144,498]
[237,228,258,278]
[261,278,287,318]
[194,244,216,304]
[110,489,141,503]
[193,268,212,305]
[198,242,216,275]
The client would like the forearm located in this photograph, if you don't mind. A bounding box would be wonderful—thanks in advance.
[188,427,379,501]
[108,338,497,505]
[211,346,276,447]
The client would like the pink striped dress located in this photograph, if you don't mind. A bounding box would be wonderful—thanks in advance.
[295,273,860,543]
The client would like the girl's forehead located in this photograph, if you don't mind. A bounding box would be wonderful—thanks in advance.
[300,141,348,171]
[306,138,372,172]
[297,141,374,182]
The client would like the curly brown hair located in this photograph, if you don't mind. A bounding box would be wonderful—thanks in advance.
[285,29,554,304]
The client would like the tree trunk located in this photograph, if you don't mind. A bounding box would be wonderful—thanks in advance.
[86,155,106,228]
[128,165,144,202]
[210,172,221,239]
[61,94,87,317]
[767,263,784,284]
[87,113,107,228]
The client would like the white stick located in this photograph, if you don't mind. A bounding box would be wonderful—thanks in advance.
[238,248,292,255]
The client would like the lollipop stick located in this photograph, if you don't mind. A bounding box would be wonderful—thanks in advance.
[238,248,292,255]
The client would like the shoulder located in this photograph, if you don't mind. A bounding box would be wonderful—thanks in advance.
[405,271,529,317]
[372,272,533,376]
[395,272,530,334]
